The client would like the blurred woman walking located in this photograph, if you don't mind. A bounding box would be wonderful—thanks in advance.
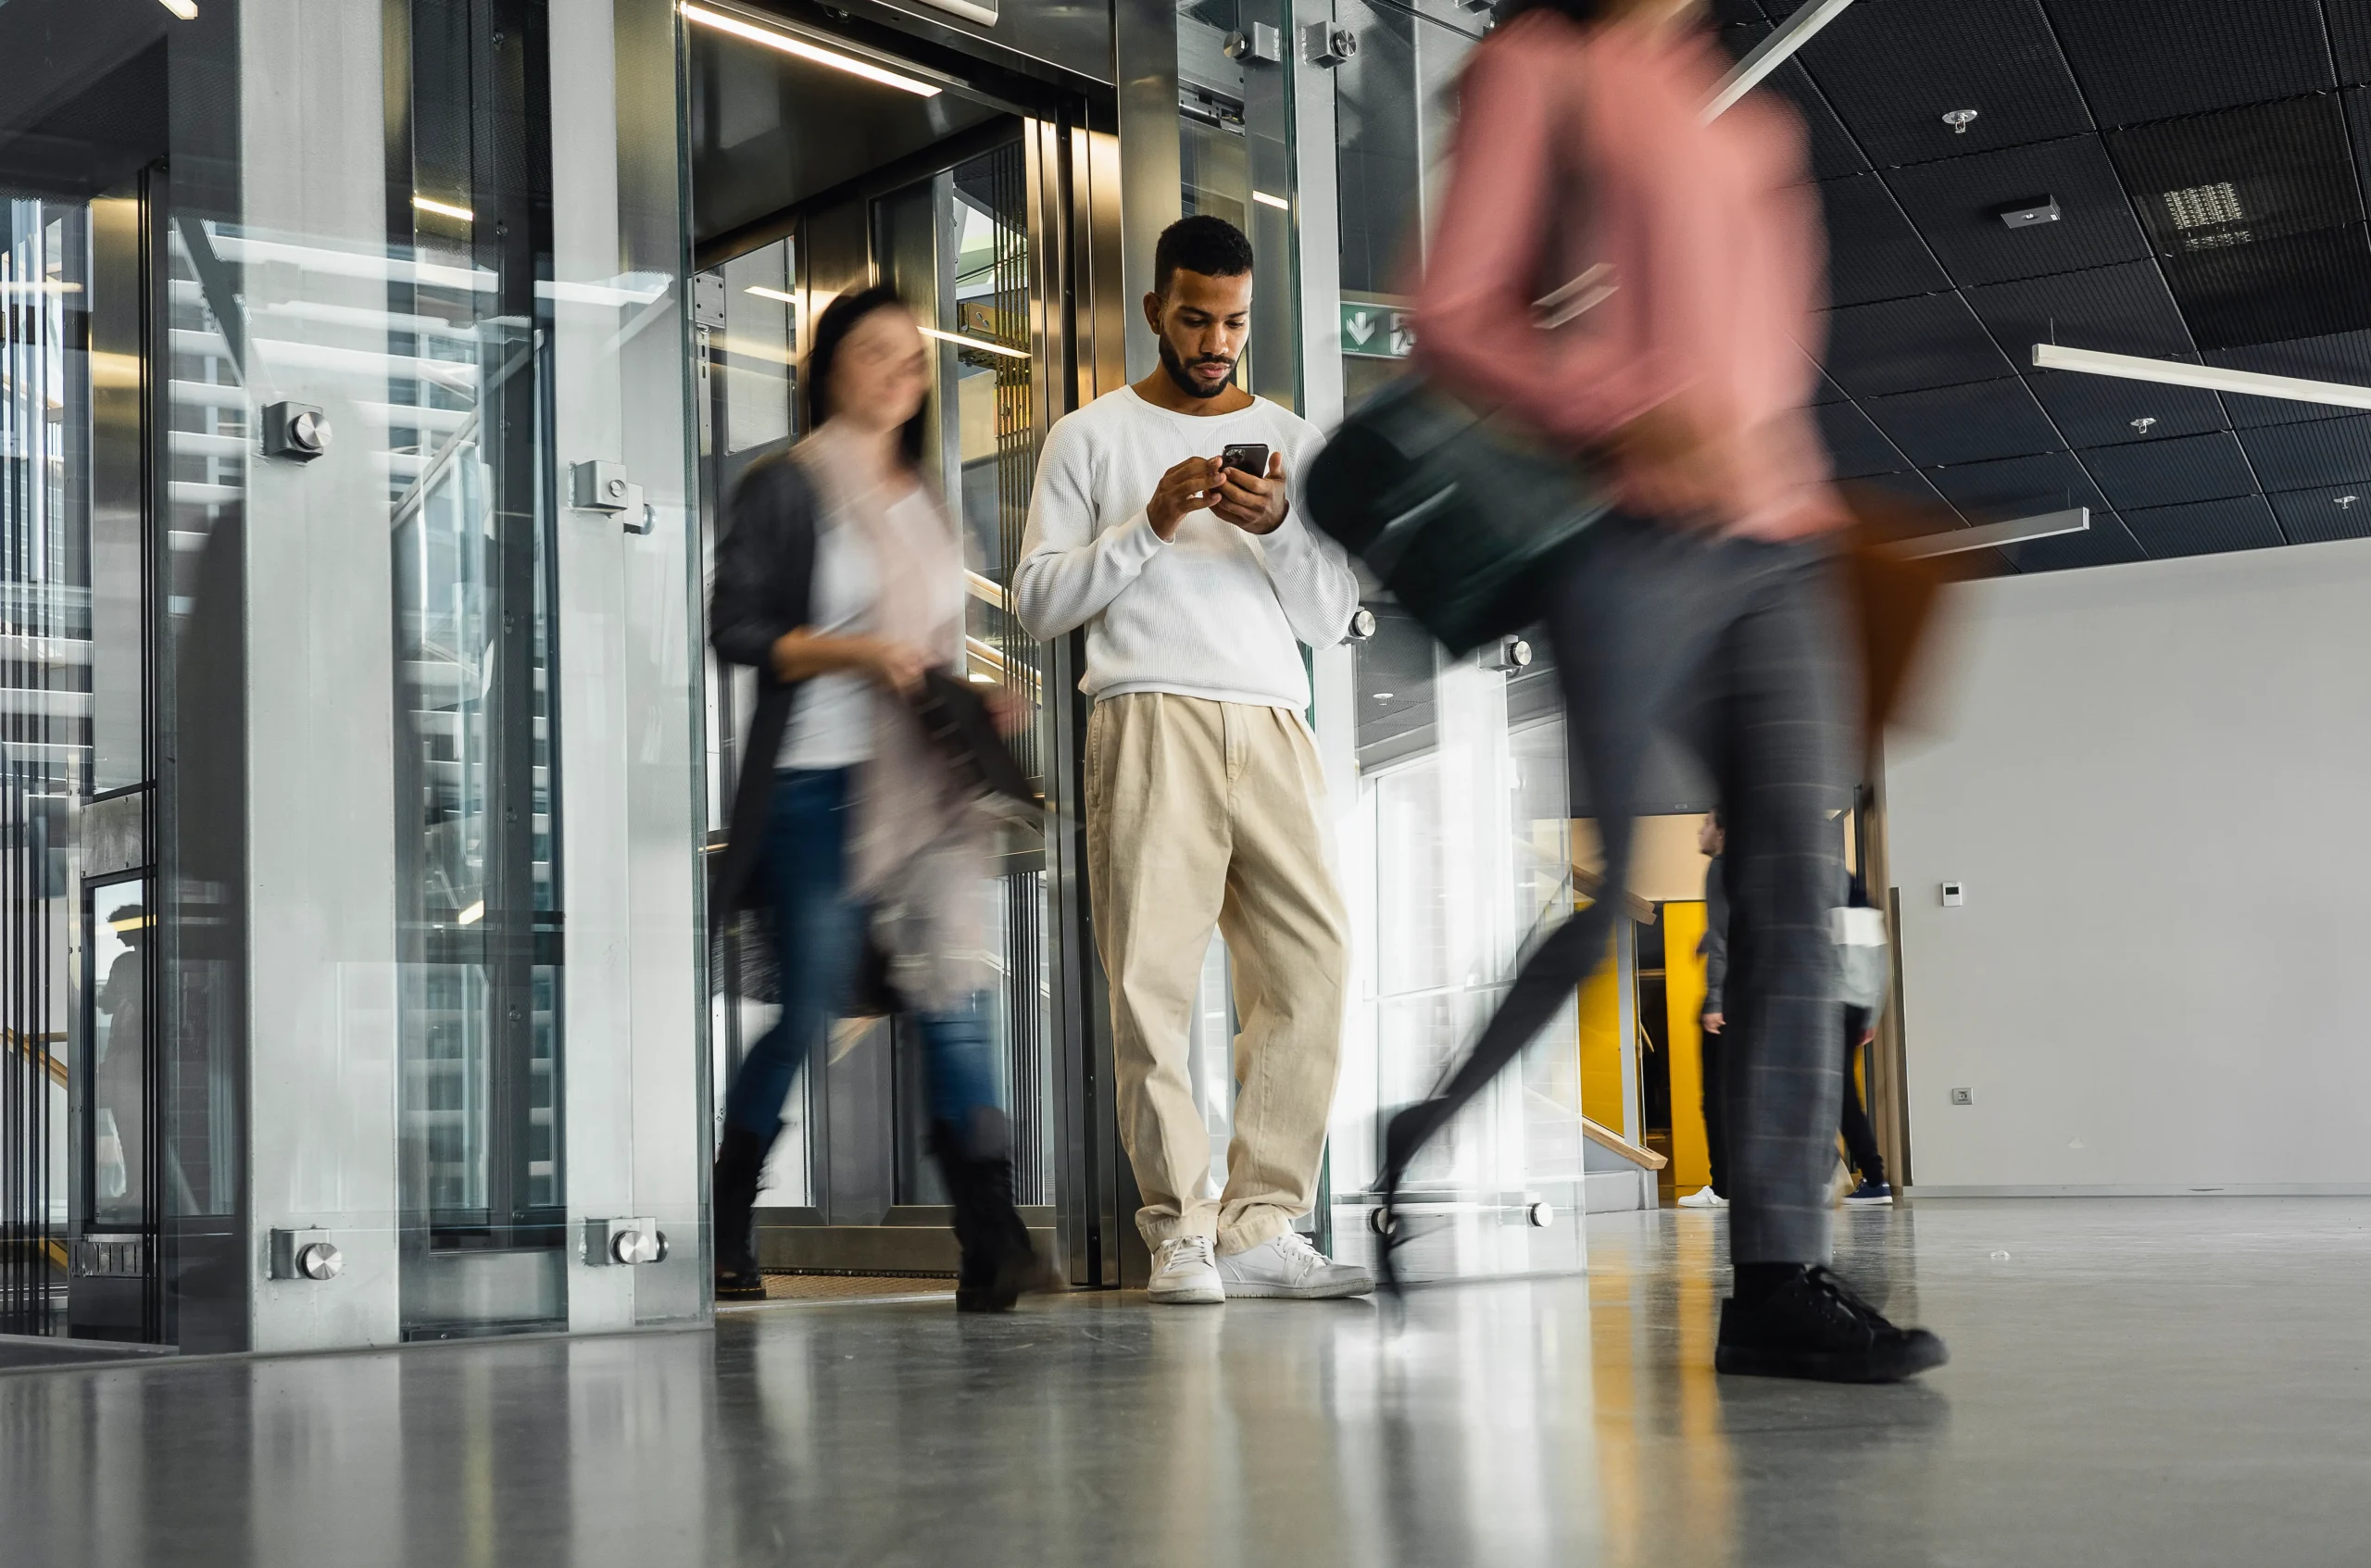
[708,285,1046,1312]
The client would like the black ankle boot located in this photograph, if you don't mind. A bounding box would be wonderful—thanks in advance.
[1715,1264,1948,1383]
[930,1117,1051,1313]
[712,1123,776,1302]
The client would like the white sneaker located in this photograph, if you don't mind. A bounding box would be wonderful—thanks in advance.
[1148,1236,1224,1305]
[1676,1187,1727,1210]
[1215,1231,1374,1299]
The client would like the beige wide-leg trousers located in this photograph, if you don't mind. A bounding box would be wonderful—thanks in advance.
[1085,692,1349,1255]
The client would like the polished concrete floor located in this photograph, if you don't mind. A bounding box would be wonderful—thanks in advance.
[7,1198,2371,1566]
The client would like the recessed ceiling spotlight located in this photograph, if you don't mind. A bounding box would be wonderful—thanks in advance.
[1997,195,2059,229]
[2130,417,2157,434]
[1942,108,1978,134]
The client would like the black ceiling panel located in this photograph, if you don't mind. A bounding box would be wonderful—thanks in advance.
[2077,431,2258,510]
[1724,23,1875,181]
[2236,415,2371,491]
[1821,293,2017,397]
[1883,136,2150,287]
[1708,0,1769,24]
[2209,328,2371,425]
[2267,488,2371,543]
[2120,495,2286,556]
[2325,3,2371,85]
[2108,94,2363,254]
[2348,91,2371,226]
[2025,367,2228,446]
[1818,174,1950,305]
[1964,259,2197,366]
[2042,0,2334,128]
[2158,223,2371,352]
[1795,0,2092,169]
[1863,378,2063,466]
[2001,513,2148,571]
[1847,466,1968,525]
[1920,450,2106,521]
[1816,399,1913,479]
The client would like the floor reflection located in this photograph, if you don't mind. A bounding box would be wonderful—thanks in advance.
[8,1199,2371,1565]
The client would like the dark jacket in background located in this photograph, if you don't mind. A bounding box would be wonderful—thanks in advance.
[709,454,821,918]
[1700,851,1728,1018]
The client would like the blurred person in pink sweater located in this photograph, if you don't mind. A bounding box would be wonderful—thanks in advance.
[1398,0,1944,1382]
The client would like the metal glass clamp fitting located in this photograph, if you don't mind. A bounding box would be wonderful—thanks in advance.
[1487,635,1532,673]
[1303,22,1357,66]
[570,460,652,533]
[585,1216,669,1266]
[1223,23,1281,62]
[270,1228,345,1282]
[262,402,331,460]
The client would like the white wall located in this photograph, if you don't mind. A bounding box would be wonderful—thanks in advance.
[1885,536,2371,1194]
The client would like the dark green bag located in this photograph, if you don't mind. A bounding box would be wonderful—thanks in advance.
[1302,375,1612,655]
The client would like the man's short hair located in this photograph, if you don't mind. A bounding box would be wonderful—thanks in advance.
[1154,214,1255,295]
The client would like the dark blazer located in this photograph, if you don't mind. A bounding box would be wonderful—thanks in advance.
[709,453,822,917]
[1699,851,1728,1018]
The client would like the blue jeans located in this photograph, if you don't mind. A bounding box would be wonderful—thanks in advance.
[723,769,859,1138]
[722,768,1006,1141]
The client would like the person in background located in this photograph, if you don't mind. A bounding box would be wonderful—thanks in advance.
[1013,215,1369,1304]
[1677,812,1728,1210]
[1839,873,1891,1205]
[709,285,1047,1313]
[1409,0,1943,1379]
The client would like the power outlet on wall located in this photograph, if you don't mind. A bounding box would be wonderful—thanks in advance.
[1950,1087,1975,1106]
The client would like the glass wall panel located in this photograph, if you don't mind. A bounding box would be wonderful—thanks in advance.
[390,0,569,1337]
[1315,0,1590,1274]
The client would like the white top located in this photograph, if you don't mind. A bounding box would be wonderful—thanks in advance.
[777,488,969,770]
[1012,388,1358,709]
[779,508,879,770]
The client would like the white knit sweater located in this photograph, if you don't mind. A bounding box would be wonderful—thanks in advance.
[1013,388,1359,709]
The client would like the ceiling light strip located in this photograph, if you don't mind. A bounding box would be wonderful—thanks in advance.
[412,194,475,222]
[2033,343,2371,413]
[1702,0,1858,122]
[682,3,941,97]
[1887,507,2089,561]
[919,325,1029,359]
[745,285,797,306]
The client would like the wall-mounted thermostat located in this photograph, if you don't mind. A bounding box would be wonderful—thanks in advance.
[1940,881,1965,907]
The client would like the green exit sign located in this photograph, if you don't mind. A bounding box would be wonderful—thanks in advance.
[1340,301,1414,359]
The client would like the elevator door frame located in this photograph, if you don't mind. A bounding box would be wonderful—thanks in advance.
[695,63,1135,1286]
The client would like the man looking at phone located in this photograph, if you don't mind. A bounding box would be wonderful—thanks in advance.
[1014,214,1366,1303]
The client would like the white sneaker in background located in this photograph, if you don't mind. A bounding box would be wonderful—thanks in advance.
[1677,1186,1727,1210]
[1148,1236,1224,1304]
[1216,1231,1374,1298]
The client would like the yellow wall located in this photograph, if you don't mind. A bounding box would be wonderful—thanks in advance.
[1662,900,1711,1193]
[1576,930,1625,1135]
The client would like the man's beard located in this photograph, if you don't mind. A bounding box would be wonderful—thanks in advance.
[1159,334,1236,400]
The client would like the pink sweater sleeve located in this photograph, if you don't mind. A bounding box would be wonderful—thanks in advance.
[1412,36,1665,445]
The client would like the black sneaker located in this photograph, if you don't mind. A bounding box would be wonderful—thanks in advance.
[1715,1266,1948,1383]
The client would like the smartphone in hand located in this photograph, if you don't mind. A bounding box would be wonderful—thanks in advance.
[1220,442,1270,477]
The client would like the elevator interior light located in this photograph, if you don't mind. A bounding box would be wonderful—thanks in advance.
[683,4,943,97]
[745,285,797,306]
[0,281,82,295]
[412,194,475,222]
[1252,191,1291,210]
[457,900,486,926]
[2033,343,2371,412]
[157,0,198,18]
[919,325,1029,359]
